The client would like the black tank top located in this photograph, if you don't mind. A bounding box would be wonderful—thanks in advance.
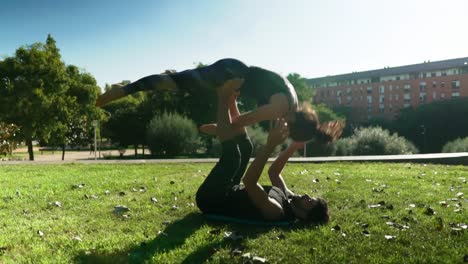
[224,185,296,222]
[239,66,298,110]
[197,58,298,110]
[123,58,298,111]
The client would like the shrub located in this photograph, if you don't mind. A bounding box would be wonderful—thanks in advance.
[332,126,418,156]
[146,112,201,157]
[332,137,355,156]
[442,137,468,153]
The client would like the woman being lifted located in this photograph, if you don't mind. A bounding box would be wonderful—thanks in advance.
[96,58,343,142]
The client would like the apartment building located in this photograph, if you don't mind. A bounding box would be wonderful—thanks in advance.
[309,57,468,123]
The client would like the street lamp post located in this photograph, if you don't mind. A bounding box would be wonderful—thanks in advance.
[420,125,426,153]
[92,120,98,160]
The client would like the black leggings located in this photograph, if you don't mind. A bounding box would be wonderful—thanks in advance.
[122,58,250,125]
[196,134,253,214]
[122,58,249,95]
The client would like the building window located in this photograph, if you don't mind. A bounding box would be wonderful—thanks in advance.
[379,85,385,94]
[432,81,436,88]
[441,82,445,88]
[367,95,373,103]
[396,76,400,81]
[433,91,436,99]
[442,72,447,76]
[337,90,342,96]
[419,82,426,92]
[346,88,351,95]
[403,94,410,100]
[451,80,460,89]
[431,72,436,77]
[404,103,411,108]
[367,87,373,94]
[441,93,446,98]
[452,92,460,97]
[379,95,385,103]
[395,94,400,101]
[419,93,426,103]
[404,84,411,92]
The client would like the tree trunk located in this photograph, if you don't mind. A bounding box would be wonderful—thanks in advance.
[134,145,138,156]
[142,145,145,155]
[62,144,66,161]
[27,139,34,161]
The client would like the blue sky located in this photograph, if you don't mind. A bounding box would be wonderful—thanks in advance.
[1,0,468,89]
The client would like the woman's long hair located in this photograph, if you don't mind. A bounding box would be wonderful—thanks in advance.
[289,103,345,143]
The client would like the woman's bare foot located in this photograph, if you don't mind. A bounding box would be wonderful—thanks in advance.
[96,83,126,107]
[199,124,217,136]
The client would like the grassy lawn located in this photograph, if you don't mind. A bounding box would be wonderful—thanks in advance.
[0,162,466,263]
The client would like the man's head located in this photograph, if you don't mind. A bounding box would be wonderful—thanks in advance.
[290,194,329,225]
[288,103,345,143]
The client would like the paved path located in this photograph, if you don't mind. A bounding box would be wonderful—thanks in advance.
[1,151,467,165]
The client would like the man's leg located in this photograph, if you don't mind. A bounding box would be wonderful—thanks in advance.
[229,97,253,185]
[195,80,245,213]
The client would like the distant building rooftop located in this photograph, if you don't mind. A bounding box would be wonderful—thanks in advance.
[308,57,468,85]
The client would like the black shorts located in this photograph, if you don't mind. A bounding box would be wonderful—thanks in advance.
[196,134,252,214]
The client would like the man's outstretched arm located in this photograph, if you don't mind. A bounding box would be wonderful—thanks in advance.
[268,141,306,197]
[242,119,289,221]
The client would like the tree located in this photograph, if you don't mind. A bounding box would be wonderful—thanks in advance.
[0,35,103,160]
[47,65,102,160]
[287,73,315,102]
[102,90,149,155]
[395,97,468,153]
[0,35,70,160]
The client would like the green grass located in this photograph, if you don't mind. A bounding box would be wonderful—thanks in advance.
[0,162,466,263]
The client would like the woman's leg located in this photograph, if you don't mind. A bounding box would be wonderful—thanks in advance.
[122,58,248,96]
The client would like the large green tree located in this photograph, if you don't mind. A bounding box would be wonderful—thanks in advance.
[47,65,102,160]
[0,35,68,160]
[0,35,101,160]
[395,98,468,153]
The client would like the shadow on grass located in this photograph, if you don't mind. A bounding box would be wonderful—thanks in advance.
[74,212,308,264]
